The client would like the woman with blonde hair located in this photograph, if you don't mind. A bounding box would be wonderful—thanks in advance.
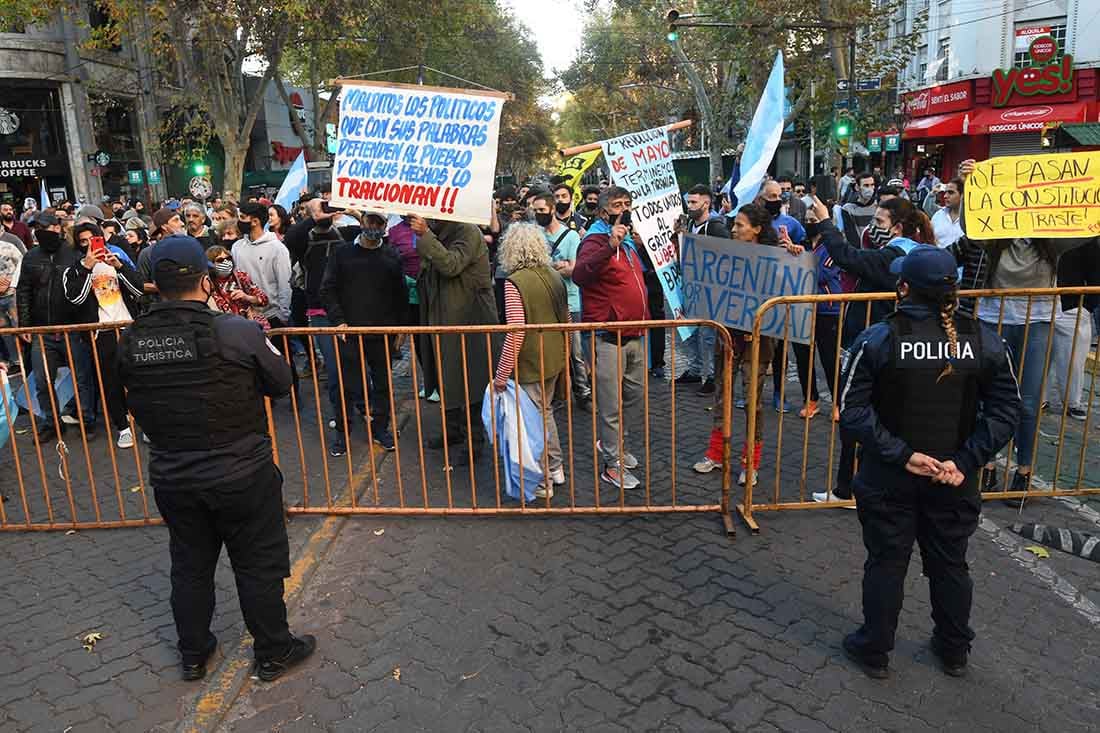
[493,222,570,499]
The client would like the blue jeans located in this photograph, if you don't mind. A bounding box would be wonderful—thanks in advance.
[307,314,341,419]
[683,326,716,379]
[32,333,96,427]
[999,321,1052,468]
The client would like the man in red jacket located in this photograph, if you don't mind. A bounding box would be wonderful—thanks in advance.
[1,203,32,249]
[572,186,649,490]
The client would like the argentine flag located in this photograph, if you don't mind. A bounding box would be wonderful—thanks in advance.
[39,179,50,211]
[274,151,308,212]
[731,51,785,214]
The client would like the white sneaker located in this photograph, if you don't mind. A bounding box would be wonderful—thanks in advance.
[549,467,566,486]
[61,415,79,425]
[693,456,720,474]
[427,390,440,403]
[142,432,151,444]
[812,490,856,509]
[596,440,638,469]
[738,470,758,487]
[534,486,554,499]
[116,427,134,449]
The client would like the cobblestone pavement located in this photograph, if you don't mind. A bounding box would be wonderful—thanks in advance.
[1,332,1099,731]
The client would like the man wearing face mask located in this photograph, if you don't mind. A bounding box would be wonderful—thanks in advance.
[776,176,807,223]
[551,183,587,235]
[833,172,879,255]
[117,235,314,684]
[579,186,601,230]
[319,212,407,456]
[16,211,100,440]
[573,186,649,490]
[1,202,33,249]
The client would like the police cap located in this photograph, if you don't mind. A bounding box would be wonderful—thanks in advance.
[151,234,211,287]
[890,244,958,292]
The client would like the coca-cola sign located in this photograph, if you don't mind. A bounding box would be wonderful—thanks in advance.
[1000,106,1053,120]
[902,80,973,117]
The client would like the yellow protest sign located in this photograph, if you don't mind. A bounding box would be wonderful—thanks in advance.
[557,149,602,208]
[964,151,1100,239]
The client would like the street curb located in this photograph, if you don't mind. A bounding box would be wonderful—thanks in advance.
[176,410,409,733]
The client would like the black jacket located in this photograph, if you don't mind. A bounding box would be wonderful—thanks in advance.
[818,220,917,346]
[319,240,407,328]
[17,245,97,327]
[1055,238,1100,313]
[62,254,145,319]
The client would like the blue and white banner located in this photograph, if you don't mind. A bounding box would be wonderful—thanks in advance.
[274,151,308,212]
[732,52,786,214]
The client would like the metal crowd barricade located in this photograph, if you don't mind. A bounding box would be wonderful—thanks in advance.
[266,319,738,535]
[737,287,1100,533]
[0,321,160,531]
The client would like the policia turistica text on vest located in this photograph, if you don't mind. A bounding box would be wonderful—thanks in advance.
[116,234,316,683]
[836,245,1020,680]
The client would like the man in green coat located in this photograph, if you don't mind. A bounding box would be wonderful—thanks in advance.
[408,214,499,452]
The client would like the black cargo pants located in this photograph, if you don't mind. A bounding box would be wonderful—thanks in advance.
[154,462,293,664]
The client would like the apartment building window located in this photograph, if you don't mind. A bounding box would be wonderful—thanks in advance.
[936,39,950,81]
[1013,22,1066,67]
[918,44,928,81]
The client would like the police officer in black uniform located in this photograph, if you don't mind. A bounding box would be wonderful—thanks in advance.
[117,235,315,682]
[837,245,1020,679]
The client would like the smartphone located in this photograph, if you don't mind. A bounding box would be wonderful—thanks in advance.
[90,235,107,257]
[777,224,788,241]
[320,201,344,214]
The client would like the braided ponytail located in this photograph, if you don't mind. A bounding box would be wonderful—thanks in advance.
[937,290,960,383]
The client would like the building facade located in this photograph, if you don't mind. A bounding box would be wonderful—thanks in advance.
[890,0,1100,179]
[0,3,165,211]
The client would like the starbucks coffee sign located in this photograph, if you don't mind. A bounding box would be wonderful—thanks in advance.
[0,158,47,178]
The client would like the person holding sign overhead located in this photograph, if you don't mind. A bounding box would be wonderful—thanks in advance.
[838,244,1019,680]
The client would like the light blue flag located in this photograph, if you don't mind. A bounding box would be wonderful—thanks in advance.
[39,179,50,211]
[732,51,785,214]
[274,151,308,212]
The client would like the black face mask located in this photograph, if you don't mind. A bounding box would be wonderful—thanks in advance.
[584,201,598,212]
[554,201,570,216]
[609,210,632,228]
[764,199,783,219]
[36,229,62,253]
[534,212,553,227]
[804,221,820,240]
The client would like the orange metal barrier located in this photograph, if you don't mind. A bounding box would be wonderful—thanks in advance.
[266,319,738,536]
[0,321,159,531]
[737,287,1100,533]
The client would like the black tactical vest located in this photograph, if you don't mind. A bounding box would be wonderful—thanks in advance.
[875,312,983,460]
[121,306,267,450]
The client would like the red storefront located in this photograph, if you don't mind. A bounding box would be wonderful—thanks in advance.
[898,37,1099,180]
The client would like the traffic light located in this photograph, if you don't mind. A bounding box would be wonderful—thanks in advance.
[666,9,679,42]
[192,161,208,176]
[834,115,851,139]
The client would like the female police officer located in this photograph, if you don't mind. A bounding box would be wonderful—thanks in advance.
[837,245,1020,679]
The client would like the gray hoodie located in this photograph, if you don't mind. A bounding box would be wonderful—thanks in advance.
[231,231,292,322]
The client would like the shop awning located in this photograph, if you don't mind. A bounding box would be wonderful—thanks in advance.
[1062,123,1100,146]
[965,102,1089,135]
[901,112,968,139]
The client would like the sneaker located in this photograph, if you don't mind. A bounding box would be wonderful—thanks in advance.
[697,377,716,396]
[142,431,151,444]
[596,440,638,469]
[799,400,820,419]
[549,467,566,486]
[649,366,666,380]
[372,428,395,451]
[979,467,1000,493]
[843,633,889,680]
[773,395,792,413]
[427,389,440,403]
[735,398,746,409]
[329,435,347,458]
[418,387,426,399]
[737,469,758,487]
[61,414,79,426]
[1068,406,1088,421]
[601,466,641,490]
[534,485,554,500]
[929,637,968,678]
[675,371,701,385]
[256,634,317,683]
[116,427,134,449]
[181,636,218,682]
[812,490,856,509]
[34,422,63,442]
[693,456,721,474]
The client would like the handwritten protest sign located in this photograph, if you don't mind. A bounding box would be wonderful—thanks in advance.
[679,233,818,345]
[964,151,1100,239]
[557,149,602,208]
[330,81,506,226]
[600,125,689,336]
